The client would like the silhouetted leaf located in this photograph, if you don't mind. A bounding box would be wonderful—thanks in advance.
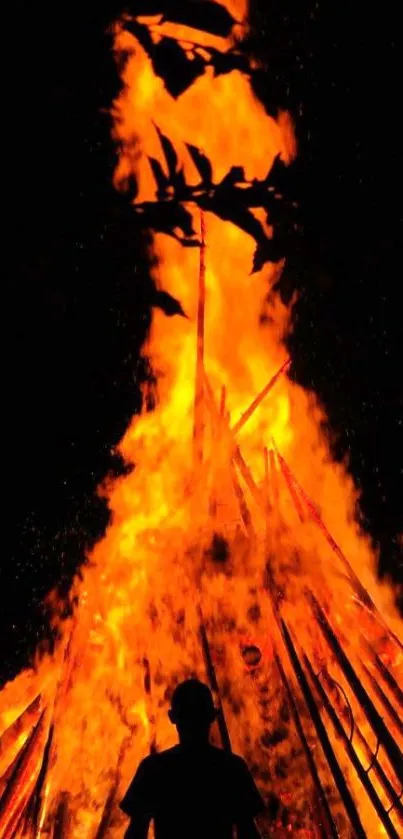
[136,200,197,242]
[154,125,178,181]
[252,241,282,274]
[160,1,237,37]
[262,153,288,188]
[172,166,187,194]
[127,1,166,14]
[249,69,279,119]
[219,166,245,189]
[148,156,170,199]
[152,289,188,318]
[200,196,267,247]
[209,49,250,77]
[186,143,213,185]
[152,38,205,97]
[124,18,154,54]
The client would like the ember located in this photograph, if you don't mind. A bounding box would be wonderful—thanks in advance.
[1,2,402,838]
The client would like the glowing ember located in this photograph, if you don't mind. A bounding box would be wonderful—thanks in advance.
[1,2,402,838]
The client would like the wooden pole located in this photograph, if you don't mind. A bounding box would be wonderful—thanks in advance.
[306,590,403,787]
[231,358,290,436]
[193,211,206,469]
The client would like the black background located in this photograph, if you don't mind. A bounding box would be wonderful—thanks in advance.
[3,1,402,684]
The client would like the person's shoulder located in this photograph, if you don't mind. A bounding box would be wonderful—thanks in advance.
[230,751,249,767]
[207,746,247,770]
[143,746,180,767]
[224,750,253,776]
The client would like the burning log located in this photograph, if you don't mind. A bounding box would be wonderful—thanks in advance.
[0,710,48,839]
[193,211,206,468]
[21,723,54,837]
[306,591,403,787]
[304,655,401,838]
[0,696,42,782]
[231,358,290,436]
[273,651,339,839]
[279,620,368,839]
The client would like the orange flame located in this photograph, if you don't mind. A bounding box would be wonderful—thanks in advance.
[0,3,401,838]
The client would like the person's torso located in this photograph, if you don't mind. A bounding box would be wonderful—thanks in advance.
[150,746,239,839]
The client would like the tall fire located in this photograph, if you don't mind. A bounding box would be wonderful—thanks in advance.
[1,2,402,838]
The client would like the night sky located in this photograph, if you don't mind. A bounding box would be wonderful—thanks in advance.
[3,1,402,685]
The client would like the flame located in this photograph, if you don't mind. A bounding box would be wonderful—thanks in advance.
[1,3,402,839]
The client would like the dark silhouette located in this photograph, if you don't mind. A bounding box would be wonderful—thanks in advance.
[120,678,265,838]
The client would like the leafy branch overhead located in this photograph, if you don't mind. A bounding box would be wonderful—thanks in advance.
[121,3,298,273]
[123,3,275,105]
[135,126,297,273]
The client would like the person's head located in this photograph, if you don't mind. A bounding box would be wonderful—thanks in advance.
[168,679,217,745]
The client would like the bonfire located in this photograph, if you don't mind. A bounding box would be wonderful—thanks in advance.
[0,2,401,838]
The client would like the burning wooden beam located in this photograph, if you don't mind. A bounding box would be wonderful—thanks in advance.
[93,735,132,839]
[21,723,54,837]
[0,710,48,839]
[361,664,403,738]
[197,609,232,753]
[231,358,290,436]
[273,442,403,652]
[52,791,71,839]
[273,651,339,839]
[229,461,255,537]
[369,651,403,709]
[306,590,403,787]
[193,211,206,468]
[280,619,368,839]
[320,667,403,818]
[268,446,279,510]
[274,446,305,522]
[0,696,42,783]
[304,654,400,838]
[203,374,265,512]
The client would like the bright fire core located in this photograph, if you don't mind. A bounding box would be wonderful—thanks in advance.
[0,2,402,838]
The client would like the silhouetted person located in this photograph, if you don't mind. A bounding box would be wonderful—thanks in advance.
[120,678,265,838]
